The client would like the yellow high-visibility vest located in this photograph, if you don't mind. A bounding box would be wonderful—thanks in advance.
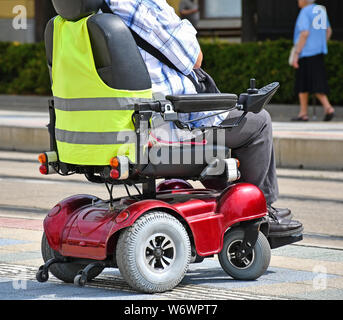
[52,15,152,165]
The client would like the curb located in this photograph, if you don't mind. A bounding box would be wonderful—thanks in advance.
[1,125,342,170]
[274,136,343,170]
[0,126,49,153]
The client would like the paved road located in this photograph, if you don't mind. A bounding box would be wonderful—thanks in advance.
[0,151,342,300]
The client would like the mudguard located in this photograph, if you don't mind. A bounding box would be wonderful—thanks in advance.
[216,183,267,228]
[184,183,267,256]
[43,183,267,260]
[43,194,99,252]
[156,179,194,192]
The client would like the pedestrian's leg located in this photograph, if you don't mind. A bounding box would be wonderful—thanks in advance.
[298,92,309,119]
[315,93,335,115]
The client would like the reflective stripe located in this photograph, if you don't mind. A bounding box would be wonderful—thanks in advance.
[56,140,136,165]
[55,128,137,145]
[54,97,152,111]
[55,109,135,133]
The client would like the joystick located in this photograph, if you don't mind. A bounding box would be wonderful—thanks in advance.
[247,78,259,94]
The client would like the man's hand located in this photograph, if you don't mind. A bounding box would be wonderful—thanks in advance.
[194,50,203,69]
[292,52,299,69]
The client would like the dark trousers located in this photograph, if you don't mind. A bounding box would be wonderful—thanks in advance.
[202,109,279,205]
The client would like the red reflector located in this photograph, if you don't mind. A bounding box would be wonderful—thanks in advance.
[115,211,129,223]
[110,169,120,179]
[39,165,48,175]
[48,204,61,217]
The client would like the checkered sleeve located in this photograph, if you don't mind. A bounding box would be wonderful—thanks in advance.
[150,11,201,75]
[106,0,200,76]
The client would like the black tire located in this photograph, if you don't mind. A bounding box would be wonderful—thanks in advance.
[218,228,271,280]
[73,273,86,287]
[41,232,104,283]
[36,269,49,283]
[116,211,191,293]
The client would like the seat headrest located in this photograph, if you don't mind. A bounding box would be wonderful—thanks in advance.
[52,0,104,21]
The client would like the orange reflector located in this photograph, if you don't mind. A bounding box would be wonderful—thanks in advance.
[110,169,120,179]
[38,153,47,164]
[115,211,129,224]
[235,159,240,168]
[39,165,48,175]
[110,157,119,168]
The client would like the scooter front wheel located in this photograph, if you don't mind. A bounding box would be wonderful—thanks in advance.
[41,232,104,283]
[218,228,271,280]
[116,211,191,293]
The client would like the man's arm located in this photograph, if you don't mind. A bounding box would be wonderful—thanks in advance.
[180,8,199,15]
[327,26,332,41]
[109,0,201,75]
[293,30,309,69]
[194,49,203,69]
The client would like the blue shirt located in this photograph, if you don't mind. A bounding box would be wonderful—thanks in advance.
[105,0,229,141]
[294,4,330,58]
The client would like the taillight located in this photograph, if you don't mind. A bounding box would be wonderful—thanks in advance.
[235,159,240,168]
[108,156,129,180]
[39,165,48,175]
[225,158,240,182]
[110,169,120,179]
[110,157,119,168]
[37,151,58,175]
[38,153,47,164]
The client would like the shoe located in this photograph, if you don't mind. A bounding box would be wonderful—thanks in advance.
[323,112,334,122]
[267,211,303,237]
[267,205,292,220]
[291,115,309,121]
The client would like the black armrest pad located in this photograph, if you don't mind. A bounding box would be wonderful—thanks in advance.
[166,93,238,113]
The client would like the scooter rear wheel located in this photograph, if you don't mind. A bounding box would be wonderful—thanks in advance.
[41,232,104,283]
[219,228,271,280]
[116,211,191,293]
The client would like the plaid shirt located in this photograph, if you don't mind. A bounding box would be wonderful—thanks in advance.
[105,0,228,137]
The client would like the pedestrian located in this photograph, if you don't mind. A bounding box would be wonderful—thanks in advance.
[179,0,200,29]
[105,0,302,235]
[291,0,335,121]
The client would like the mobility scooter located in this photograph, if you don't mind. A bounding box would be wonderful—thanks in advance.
[36,0,303,293]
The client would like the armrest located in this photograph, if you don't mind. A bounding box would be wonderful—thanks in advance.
[166,93,238,113]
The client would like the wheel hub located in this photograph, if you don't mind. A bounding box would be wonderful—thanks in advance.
[227,240,255,270]
[144,233,176,272]
[153,248,163,258]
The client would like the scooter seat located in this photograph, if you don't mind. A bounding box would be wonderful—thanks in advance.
[139,144,230,179]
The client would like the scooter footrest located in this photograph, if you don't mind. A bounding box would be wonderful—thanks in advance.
[268,233,303,249]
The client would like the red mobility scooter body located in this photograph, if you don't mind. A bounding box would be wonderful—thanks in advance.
[44,182,267,261]
[36,0,303,293]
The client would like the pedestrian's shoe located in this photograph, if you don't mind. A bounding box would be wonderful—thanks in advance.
[323,112,334,122]
[267,211,303,237]
[291,115,309,121]
[267,205,292,220]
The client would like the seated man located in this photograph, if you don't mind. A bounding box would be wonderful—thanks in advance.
[105,0,302,235]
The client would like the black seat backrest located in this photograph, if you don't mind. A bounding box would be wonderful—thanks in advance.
[44,0,152,91]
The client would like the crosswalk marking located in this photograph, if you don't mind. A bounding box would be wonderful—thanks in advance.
[0,263,287,300]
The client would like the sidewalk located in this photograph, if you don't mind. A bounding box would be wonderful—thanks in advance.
[0,95,342,170]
